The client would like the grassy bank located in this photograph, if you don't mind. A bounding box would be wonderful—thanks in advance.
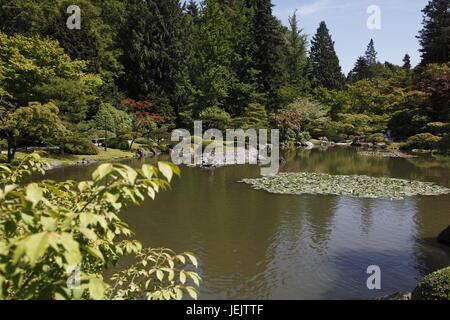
[15,148,135,167]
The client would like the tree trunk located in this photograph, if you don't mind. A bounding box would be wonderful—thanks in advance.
[7,137,16,163]
[129,139,135,151]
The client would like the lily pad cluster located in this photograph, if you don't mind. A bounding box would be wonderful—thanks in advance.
[240,172,450,200]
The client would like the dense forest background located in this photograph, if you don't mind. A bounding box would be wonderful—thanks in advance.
[0,0,449,162]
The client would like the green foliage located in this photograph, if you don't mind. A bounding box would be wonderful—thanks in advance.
[119,0,188,105]
[249,0,286,110]
[367,133,385,143]
[110,248,200,300]
[423,122,450,136]
[297,131,312,143]
[64,137,99,156]
[404,133,441,150]
[436,134,450,154]
[412,267,450,300]
[0,154,200,300]
[286,97,329,131]
[417,0,450,65]
[232,103,269,129]
[106,137,130,151]
[199,107,232,131]
[93,103,132,134]
[282,11,310,98]
[0,33,102,110]
[310,21,345,90]
[0,102,68,162]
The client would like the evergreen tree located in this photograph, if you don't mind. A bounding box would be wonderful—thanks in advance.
[402,54,412,70]
[347,56,370,83]
[417,0,450,65]
[364,39,378,65]
[248,0,286,110]
[309,21,345,90]
[285,10,310,93]
[187,0,236,114]
[217,0,262,117]
[119,0,188,118]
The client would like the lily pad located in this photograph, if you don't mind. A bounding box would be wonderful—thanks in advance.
[240,172,450,200]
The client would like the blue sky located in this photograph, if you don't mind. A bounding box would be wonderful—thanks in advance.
[271,0,428,74]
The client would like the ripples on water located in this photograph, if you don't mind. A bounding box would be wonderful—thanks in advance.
[44,147,450,299]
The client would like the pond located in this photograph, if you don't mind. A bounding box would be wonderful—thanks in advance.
[43,147,450,300]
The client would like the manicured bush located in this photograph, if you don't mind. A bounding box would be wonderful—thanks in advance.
[106,137,130,150]
[403,133,441,150]
[423,122,450,136]
[135,137,149,145]
[412,267,450,300]
[367,133,385,143]
[64,137,99,155]
[120,133,133,141]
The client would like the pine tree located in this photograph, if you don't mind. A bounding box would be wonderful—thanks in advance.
[119,0,188,110]
[364,39,378,65]
[347,56,370,83]
[417,0,450,65]
[285,10,310,92]
[248,0,286,110]
[402,54,412,70]
[309,21,345,90]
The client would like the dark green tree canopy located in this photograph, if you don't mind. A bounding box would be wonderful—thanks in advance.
[417,0,450,65]
[310,21,345,90]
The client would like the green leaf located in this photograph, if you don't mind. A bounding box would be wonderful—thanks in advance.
[185,252,198,267]
[84,246,105,263]
[26,183,44,207]
[158,162,174,182]
[89,278,106,300]
[186,287,198,300]
[23,232,49,266]
[179,271,186,284]
[78,228,97,242]
[93,164,113,181]
[156,269,164,281]
[142,164,156,179]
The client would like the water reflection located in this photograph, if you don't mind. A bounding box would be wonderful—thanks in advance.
[42,147,450,299]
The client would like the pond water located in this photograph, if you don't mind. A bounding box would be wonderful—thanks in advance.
[43,147,450,300]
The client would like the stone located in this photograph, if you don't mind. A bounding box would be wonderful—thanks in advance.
[51,161,63,168]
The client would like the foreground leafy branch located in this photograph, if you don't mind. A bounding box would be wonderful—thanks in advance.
[0,154,200,300]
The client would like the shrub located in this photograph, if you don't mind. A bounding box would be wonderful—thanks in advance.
[412,267,450,300]
[403,133,441,150]
[423,122,450,136]
[0,139,7,150]
[64,137,99,155]
[135,137,149,145]
[120,134,133,141]
[436,134,450,154]
[106,137,130,150]
[297,132,312,143]
[367,133,385,143]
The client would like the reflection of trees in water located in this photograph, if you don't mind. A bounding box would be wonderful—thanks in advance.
[304,195,337,251]
[359,200,373,235]
[411,196,450,277]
